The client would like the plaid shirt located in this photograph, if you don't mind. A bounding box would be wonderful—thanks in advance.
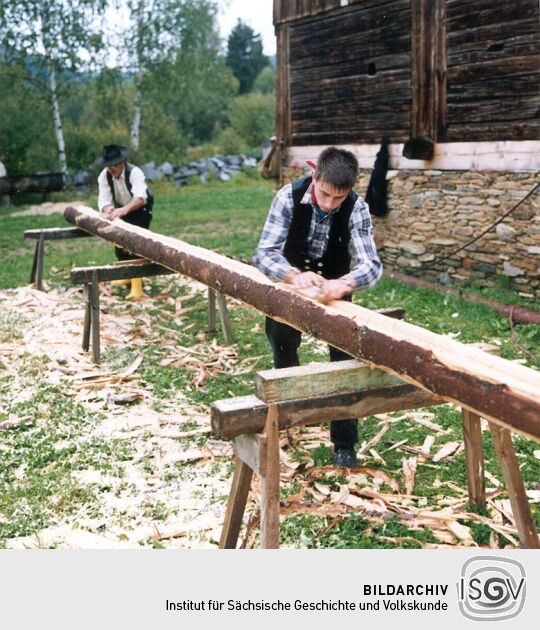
[253,180,383,290]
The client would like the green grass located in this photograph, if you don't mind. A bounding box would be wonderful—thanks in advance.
[0,175,538,548]
[0,359,134,540]
[0,175,273,289]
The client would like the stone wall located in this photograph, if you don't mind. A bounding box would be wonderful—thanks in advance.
[282,167,540,301]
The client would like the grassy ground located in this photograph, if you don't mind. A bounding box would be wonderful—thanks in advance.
[0,175,538,548]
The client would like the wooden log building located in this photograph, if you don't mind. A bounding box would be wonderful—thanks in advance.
[273,0,540,299]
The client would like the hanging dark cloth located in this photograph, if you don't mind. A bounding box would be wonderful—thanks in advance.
[365,136,389,217]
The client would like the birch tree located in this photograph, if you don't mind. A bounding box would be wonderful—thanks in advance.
[118,0,220,153]
[0,0,106,178]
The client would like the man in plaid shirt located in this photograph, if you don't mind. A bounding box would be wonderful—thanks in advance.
[253,147,383,467]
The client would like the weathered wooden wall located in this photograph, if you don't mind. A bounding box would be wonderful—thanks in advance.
[445,0,540,141]
[274,0,540,145]
[274,0,341,25]
[279,0,412,145]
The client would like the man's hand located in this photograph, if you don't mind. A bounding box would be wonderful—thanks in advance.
[318,278,354,302]
[284,269,325,288]
[109,206,130,220]
[101,205,115,219]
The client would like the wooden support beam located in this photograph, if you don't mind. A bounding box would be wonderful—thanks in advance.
[26,227,92,291]
[208,288,234,343]
[489,423,539,549]
[219,457,254,549]
[82,284,91,352]
[275,24,291,147]
[462,410,486,508]
[207,287,217,333]
[34,233,45,291]
[29,233,44,286]
[256,359,403,403]
[234,434,266,476]
[24,227,92,241]
[216,291,234,345]
[410,0,447,149]
[90,270,100,365]
[260,405,280,549]
[64,205,540,440]
[212,384,443,440]
[71,262,174,284]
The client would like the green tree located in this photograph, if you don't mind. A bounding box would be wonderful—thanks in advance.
[253,65,275,95]
[0,0,106,177]
[226,20,269,94]
[61,68,133,169]
[117,0,222,153]
[141,1,238,147]
[0,63,56,173]
[227,92,275,149]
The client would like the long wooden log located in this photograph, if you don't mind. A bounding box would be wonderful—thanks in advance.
[0,173,64,195]
[64,205,540,441]
[389,272,540,326]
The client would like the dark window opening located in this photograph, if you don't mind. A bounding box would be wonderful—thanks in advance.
[487,42,505,52]
[367,62,377,76]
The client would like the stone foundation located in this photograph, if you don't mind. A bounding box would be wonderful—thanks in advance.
[282,167,540,301]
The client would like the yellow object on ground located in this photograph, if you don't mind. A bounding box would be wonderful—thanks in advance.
[126,277,144,300]
[111,278,131,287]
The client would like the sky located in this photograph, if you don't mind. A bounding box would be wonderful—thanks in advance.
[218,0,276,56]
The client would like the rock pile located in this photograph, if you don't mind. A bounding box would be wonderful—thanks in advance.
[141,154,258,186]
[72,154,259,189]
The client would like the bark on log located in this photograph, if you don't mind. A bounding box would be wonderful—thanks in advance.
[64,205,540,441]
[0,173,64,195]
[389,271,540,325]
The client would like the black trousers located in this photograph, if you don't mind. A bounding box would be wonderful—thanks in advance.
[265,316,358,450]
[115,206,152,261]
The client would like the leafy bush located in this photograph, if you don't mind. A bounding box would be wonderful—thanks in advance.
[253,65,275,95]
[227,93,275,150]
[213,127,249,155]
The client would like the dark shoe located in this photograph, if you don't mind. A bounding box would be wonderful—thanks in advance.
[334,448,357,468]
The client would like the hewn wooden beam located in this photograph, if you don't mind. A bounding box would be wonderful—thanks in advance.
[256,359,403,403]
[24,227,92,241]
[275,22,292,159]
[64,205,540,440]
[71,262,173,284]
[212,386,444,440]
[410,0,447,147]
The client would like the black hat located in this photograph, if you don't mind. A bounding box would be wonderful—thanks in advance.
[97,144,129,166]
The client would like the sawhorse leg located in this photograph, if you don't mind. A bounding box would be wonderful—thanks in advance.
[219,457,254,549]
[207,287,217,333]
[260,405,280,548]
[207,288,234,345]
[81,270,101,364]
[489,422,539,548]
[220,405,281,549]
[217,291,234,345]
[82,283,91,352]
[462,409,486,508]
[30,234,45,290]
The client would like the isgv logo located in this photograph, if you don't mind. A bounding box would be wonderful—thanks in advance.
[457,556,526,621]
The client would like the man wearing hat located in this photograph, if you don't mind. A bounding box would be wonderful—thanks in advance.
[97,144,153,299]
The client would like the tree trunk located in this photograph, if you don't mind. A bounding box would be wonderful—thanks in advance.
[48,63,68,180]
[63,205,540,441]
[130,72,142,153]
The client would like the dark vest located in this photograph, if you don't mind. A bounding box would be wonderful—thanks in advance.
[106,163,153,223]
[283,176,357,279]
